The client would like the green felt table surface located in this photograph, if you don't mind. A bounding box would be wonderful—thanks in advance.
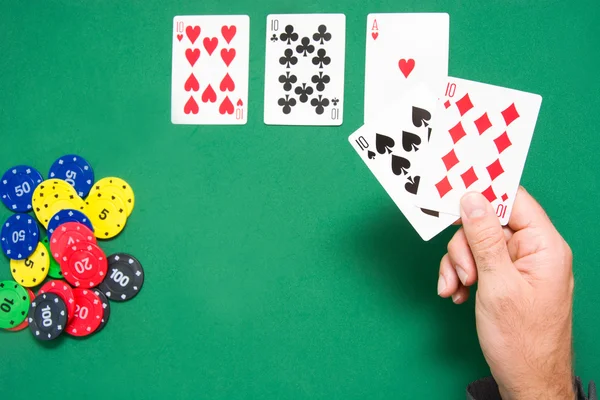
[0,1,598,399]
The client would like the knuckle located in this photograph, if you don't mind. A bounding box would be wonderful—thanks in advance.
[469,226,506,269]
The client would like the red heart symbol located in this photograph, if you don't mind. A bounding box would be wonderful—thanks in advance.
[236,99,243,106]
[203,37,218,55]
[221,48,236,66]
[184,96,199,114]
[184,73,199,92]
[371,32,378,40]
[201,84,217,103]
[398,58,415,78]
[186,25,201,44]
[221,25,237,44]
[219,96,234,115]
[219,73,235,92]
[177,34,183,42]
[185,48,200,67]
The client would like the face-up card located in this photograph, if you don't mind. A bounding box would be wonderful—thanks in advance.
[364,13,449,125]
[348,85,457,241]
[264,14,346,126]
[414,77,543,225]
[171,15,249,125]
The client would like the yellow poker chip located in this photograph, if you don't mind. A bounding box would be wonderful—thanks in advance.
[10,242,50,287]
[33,179,84,227]
[87,177,135,217]
[85,192,128,239]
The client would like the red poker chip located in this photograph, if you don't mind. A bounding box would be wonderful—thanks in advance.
[60,242,107,288]
[66,288,103,337]
[38,280,76,322]
[50,222,96,261]
[5,289,35,332]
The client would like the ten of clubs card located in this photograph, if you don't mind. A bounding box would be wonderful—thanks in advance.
[264,14,346,126]
[171,15,250,125]
[364,13,449,124]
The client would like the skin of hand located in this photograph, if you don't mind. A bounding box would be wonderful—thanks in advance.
[437,187,575,399]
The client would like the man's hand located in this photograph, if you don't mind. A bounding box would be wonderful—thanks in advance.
[437,187,575,399]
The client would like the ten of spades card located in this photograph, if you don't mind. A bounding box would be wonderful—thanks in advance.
[348,84,457,241]
[264,14,346,126]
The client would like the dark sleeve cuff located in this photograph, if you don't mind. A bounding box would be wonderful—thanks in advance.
[466,376,597,400]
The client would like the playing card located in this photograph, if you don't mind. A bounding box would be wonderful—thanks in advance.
[264,14,346,126]
[414,77,543,225]
[348,85,457,241]
[364,13,449,125]
[171,15,249,125]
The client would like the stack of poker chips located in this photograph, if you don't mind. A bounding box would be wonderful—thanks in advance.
[0,154,144,340]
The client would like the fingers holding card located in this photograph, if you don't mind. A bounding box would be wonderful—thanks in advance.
[264,14,346,126]
[171,15,250,125]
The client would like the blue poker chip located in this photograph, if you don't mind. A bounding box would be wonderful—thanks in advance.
[1,213,40,260]
[0,165,43,212]
[48,154,94,198]
[47,209,94,239]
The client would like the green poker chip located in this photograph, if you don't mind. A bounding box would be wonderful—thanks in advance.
[0,280,30,329]
[42,237,63,279]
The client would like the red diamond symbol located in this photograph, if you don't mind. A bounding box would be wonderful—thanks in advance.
[474,112,492,135]
[460,167,479,189]
[441,149,460,171]
[493,131,512,154]
[486,159,505,181]
[481,186,497,202]
[455,93,474,116]
[501,103,520,126]
[435,176,453,198]
[460,167,478,188]
[444,100,451,109]
[448,121,467,144]
[501,193,508,202]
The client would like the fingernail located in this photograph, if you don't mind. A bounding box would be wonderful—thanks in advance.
[452,293,462,304]
[456,265,468,285]
[437,275,446,295]
[461,192,488,219]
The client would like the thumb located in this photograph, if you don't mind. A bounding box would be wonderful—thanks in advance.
[460,192,513,281]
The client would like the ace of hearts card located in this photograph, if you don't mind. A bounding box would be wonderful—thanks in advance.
[263,14,346,126]
[364,13,449,125]
[171,15,250,125]
[413,78,543,225]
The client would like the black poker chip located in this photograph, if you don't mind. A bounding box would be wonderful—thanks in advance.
[28,292,68,341]
[97,253,144,302]
[92,288,111,334]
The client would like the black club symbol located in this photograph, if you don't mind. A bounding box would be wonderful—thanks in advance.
[310,95,330,115]
[279,48,298,69]
[270,34,278,42]
[279,25,299,45]
[331,98,339,106]
[278,72,298,92]
[294,83,314,103]
[312,25,332,45]
[295,37,315,57]
[311,72,331,92]
[278,95,297,115]
[312,48,331,69]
